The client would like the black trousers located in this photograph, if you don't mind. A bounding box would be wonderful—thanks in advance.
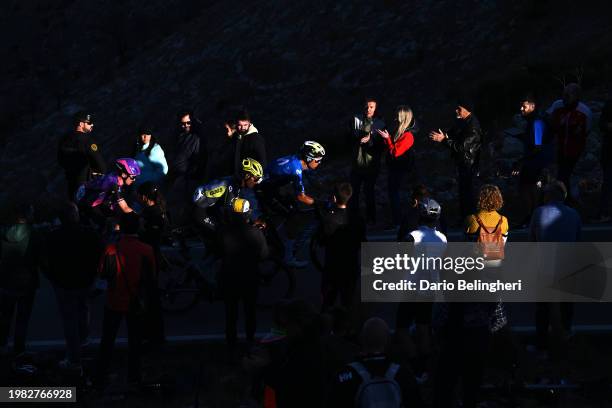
[0,290,35,354]
[535,302,574,350]
[350,169,379,223]
[96,307,143,383]
[457,165,476,218]
[557,155,579,196]
[224,285,258,347]
[320,271,356,312]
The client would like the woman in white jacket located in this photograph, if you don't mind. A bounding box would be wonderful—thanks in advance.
[132,126,168,187]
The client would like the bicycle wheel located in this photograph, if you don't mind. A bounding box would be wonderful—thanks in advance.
[257,258,296,308]
[159,253,201,313]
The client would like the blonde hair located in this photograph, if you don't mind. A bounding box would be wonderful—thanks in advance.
[394,105,414,141]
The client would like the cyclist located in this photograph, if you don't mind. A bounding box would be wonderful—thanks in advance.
[258,140,326,267]
[76,158,141,228]
[192,157,264,236]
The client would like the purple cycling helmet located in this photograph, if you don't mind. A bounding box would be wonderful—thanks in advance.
[115,158,141,176]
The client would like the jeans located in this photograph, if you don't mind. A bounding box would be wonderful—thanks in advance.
[96,307,143,383]
[350,170,379,223]
[0,290,36,354]
[53,286,90,365]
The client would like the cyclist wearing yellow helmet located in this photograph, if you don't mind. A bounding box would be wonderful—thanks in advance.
[192,157,263,231]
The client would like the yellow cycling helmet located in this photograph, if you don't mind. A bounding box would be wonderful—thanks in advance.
[241,157,264,179]
[231,197,251,213]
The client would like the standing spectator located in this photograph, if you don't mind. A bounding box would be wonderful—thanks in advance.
[529,181,581,356]
[45,202,104,372]
[546,83,593,202]
[397,184,448,241]
[328,317,422,407]
[513,95,553,225]
[0,202,43,356]
[209,116,238,179]
[376,105,416,227]
[136,182,167,345]
[132,125,168,188]
[95,212,156,387]
[233,110,267,178]
[349,98,386,224]
[58,111,107,200]
[597,100,612,221]
[218,198,269,355]
[430,98,483,217]
[318,183,366,312]
[170,110,208,201]
[465,184,509,246]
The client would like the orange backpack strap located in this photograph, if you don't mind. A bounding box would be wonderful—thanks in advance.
[475,215,492,234]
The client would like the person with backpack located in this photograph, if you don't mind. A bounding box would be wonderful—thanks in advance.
[0,202,43,356]
[464,184,508,263]
[328,317,422,408]
[94,212,157,388]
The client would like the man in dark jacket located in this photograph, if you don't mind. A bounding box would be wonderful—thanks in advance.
[218,198,269,352]
[598,100,612,221]
[45,202,104,372]
[233,110,267,178]
[58,111,107,200]
[430,98,483,217]
[0,202,43,356]
[170,110,208,200]
[318,183,366,311]
[349,98,386,224]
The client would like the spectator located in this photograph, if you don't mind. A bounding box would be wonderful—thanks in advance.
[546,83,593,202]
[58,111,107,200]
[397,184,449,241]
[95,212,157,387]
[513,95,554,225]
[233,110,267,178]
[349,98,386,224]
[318,182,366,312]
[136,182,167,345]
[328,317,422,407]
[170,110,208,201]
[0,202,43,356]
[132,124,168,188]
[430,98,483,217]
[376,105,416,227]
[598,100,612,221]
[465,184,509,246]
[209,115,238,179]
[529,180,581,356]
[397,198,447,383]
[218,198,269,355]
[45,202,104,373]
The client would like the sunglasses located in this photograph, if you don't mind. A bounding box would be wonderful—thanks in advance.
[180,121,192,126]
[312,158,323,163]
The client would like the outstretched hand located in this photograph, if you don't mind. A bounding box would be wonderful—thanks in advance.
[376,129,390,139]
[429,129,447,142]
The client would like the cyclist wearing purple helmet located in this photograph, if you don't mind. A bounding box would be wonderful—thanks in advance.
[76,158,141,218]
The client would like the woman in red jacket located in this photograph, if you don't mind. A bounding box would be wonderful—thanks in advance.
[376,105,416,226]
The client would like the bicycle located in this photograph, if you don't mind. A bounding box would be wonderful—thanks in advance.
[157,224,297,313]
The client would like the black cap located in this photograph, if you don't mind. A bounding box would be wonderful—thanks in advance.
[73,111,93,124]
[456,96,475,113]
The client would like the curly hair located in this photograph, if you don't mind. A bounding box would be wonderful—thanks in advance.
[477,184,503,212]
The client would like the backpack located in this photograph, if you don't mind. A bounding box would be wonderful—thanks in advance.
[349,361,402,408]
[475,215,505,260]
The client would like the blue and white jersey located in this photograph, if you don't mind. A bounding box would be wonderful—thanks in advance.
[263,154,305,193]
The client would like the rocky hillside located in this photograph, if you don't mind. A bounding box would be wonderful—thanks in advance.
[1,0,611,217]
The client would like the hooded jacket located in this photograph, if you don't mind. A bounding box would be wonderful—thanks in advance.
[234,124,267,178]
[0,223,41,292]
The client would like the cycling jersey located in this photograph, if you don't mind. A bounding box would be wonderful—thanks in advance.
[76,173,125,210]
[193,176,239,209]
[263,154,305,194]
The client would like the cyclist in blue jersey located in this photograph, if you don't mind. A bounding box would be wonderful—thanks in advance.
[258,141,326,267]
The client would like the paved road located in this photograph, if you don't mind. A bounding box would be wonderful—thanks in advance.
[19,224,612,347]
